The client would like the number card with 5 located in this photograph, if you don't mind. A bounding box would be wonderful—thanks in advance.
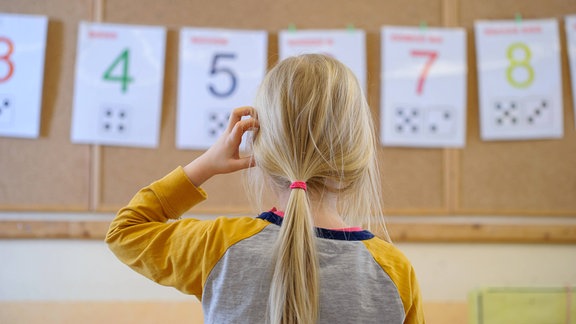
[475,19,563,140]
[71,22,166,148]
[0,13,48,138]
[565,15,576,129]
[381,26,467,148]
[177,28,267,150]
[279,29,366,91]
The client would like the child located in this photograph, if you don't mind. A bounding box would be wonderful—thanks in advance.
[106,54,424,324]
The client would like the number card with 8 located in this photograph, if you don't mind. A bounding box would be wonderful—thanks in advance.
[0,13,47,138]
[279,29,367,92]
[380,26,467,148]
[176,28,267,150]
[475,19,563,140]
[71,22,166,148]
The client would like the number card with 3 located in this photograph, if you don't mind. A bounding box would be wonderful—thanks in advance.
[177,28,267,149]
[565,15,576,129]
[71,22,166,148]
[475,19,563,140]
[381,26,467,148]
[279,29,366,91]
[0,13,47,138]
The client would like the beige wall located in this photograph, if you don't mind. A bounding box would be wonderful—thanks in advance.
[1,213,575,323]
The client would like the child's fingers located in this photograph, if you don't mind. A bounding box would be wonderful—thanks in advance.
[227,106,257,132]
[229,117,259,144]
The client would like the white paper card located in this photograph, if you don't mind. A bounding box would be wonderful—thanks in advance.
[0,13,47,138]
[279,29,366,91]
[177,28,267,150]
[381,26,467,148]
[475,19,563,140]
[565,15,576,129]
[71,22,166,148]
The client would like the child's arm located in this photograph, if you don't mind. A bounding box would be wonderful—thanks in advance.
[105,107,258,297]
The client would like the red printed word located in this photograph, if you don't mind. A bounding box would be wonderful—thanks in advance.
[191,37,228,45]
[288,38,334,46]
[483,25,542,36]
[390,33,443,44]
[88,30,118,39]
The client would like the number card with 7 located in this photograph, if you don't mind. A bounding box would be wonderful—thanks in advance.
[380,26,467,148]
[71,22,166,148]
[176,28,267,150]
[475,19,563,140]
[0,13,48,139]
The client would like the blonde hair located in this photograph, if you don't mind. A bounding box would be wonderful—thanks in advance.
[248,54,389,324]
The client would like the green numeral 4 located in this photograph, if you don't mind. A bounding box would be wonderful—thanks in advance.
[103,49,134,93]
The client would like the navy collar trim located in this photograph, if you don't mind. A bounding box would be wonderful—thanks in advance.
[257,211,375,241]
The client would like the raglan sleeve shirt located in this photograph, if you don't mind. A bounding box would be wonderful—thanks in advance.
[105,166,216,298]
[105,166,425,323]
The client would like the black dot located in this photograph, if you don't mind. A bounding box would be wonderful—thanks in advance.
[411,125,419,133]
[118,125,125,132]
[535,109,541,116]
[209,113,217,121]
[396,125,403,133]
[444,112,451,120]
[511,117,517,124]
[510,102,516,109]
[412,109,419,117]
[119,111,126,119]
[541,101,547,108]
[430,124,438,132]
[106,110,112,117]
[209,129,217,136]
[397,109,404,116]
[528,117,534,124]
[104,123,111,130]
[496,118,503,125]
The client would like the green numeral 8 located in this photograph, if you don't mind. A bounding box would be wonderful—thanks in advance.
[506,42,534,89]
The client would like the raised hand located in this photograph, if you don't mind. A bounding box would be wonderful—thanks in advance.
[183,106,259,187]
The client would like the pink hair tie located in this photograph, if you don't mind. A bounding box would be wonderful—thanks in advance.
[290,181,307,191]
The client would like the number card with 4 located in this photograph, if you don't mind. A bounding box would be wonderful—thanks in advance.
[177,28,267,150]
[381,26,467,148]
[71,22,166,148]
[565,15,576,129]
[279,29,366,91]
[475,19,563,140]
[0,13,48,138]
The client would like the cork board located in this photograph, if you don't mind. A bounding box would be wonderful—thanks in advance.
[457,0,576,215]
[1,0,575,219]
[98,0,446,214]
[0,0,91,211]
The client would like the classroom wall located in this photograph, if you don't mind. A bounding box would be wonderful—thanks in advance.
[1,212,575,323]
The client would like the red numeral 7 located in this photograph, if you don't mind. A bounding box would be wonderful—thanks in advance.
[410,50,438,95]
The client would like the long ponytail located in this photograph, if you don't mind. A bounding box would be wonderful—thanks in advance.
[268,185,319,324]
